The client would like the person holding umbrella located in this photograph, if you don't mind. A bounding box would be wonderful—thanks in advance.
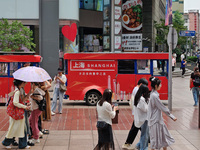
[2,79,31,149]
[51,68,67,115]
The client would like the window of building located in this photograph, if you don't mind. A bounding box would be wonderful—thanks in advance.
[137,60,150,74]
[79,0,103,11]
[0,63,8,76]
[118,60,134,74]
[179,1,184,4]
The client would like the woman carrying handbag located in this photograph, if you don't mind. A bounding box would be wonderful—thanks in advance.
[94,89,118,150]
[51,68,67,115]
[2,79,31,149]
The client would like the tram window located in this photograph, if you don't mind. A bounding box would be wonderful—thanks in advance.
[153,60,168,76]
[10,62,18,76]
[0,63,8,76]
[118,60,134,74]
[137,60,150,74]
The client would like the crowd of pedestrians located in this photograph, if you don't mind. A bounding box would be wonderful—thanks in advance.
[2,66,67,149]
[95,77,177,150]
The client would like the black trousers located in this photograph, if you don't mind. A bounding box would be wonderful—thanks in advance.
[182,67,185,75]
[125,120,140,144]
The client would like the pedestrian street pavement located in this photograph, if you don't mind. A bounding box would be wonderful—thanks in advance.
[0,76,200,149]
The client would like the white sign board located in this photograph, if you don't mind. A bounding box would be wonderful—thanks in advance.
[122,34,142,51]
[115,21,121,34]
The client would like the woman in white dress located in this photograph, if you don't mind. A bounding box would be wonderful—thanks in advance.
[148,76,177,150]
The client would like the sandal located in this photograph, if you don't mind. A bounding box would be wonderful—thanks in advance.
[42,129,49,134]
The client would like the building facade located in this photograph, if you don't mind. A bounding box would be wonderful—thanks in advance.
[184,10,200,50]
[0,0,166,54]
[172,0,184,14]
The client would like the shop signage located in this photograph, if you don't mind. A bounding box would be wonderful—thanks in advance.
[115,36,121,49]
[115,6,121,20]
[115,0,121,5]
[103,0,111,51]
[103,36,110,49]
[62,23,77,42]
[122,0,143,51]
[115,21,121,34]
[122,34,142,51]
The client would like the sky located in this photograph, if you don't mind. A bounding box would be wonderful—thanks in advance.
[184,0,200,12]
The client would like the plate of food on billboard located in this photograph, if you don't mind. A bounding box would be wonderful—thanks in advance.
[122,0,142,32]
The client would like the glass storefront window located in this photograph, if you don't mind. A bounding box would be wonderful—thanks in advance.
[137,60,150,74]
[79,0,103,11]
[0,63,8,76]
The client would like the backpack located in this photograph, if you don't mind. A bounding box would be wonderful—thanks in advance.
[34,97,46,111]
[193,76,200,87]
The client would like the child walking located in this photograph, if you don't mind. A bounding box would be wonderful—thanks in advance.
[148,77,177,150]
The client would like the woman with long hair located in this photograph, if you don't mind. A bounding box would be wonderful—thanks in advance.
[148,76,177,150]
[2,79,31,149]
[133,84,149,150]
[94,89,118,150]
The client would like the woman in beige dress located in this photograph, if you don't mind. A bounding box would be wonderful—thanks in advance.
[2,79,31,149]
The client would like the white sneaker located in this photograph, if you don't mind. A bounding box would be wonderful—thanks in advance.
[5,146,11,149]
[25,145,31,149]
[51,111,55,115]
[31,138,40,144]
[39,131,43,138]
[122,143,134,150]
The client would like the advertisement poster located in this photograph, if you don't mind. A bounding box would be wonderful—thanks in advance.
[115,21,121,34]
[165,0,172,26]
[122,34,142,51]
[115,0,122,5]
[84,35,102,52]
[115,36,121,49]
[115,6,121,20]
[103,36,110,49]
[104,6,110,20]
[122,0,143,33]
[103,21,110,34]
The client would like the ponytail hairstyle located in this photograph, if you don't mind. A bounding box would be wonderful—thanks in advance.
[99,89,113,106]
[134,84,149,106]
[137,78,148,86]
[149,76,161,90]
[13,79,24,90]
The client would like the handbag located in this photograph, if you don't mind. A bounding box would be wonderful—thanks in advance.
[96,121,109,130]
[7,92,24,120]
[60,84,67,92]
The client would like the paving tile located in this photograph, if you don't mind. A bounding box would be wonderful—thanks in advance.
[45,139,69,146]
[43,146,68,150]
[70,134,93,140]
[47,134,70,140]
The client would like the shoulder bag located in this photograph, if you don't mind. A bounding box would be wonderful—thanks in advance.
[60,84,67,92]
[7,92,24,120]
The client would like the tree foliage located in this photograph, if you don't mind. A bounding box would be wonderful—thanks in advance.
[154,11,187,52]
[0,18,36,51]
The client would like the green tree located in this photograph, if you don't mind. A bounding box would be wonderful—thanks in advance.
[154,11,187,54]
[0,18,36,51]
